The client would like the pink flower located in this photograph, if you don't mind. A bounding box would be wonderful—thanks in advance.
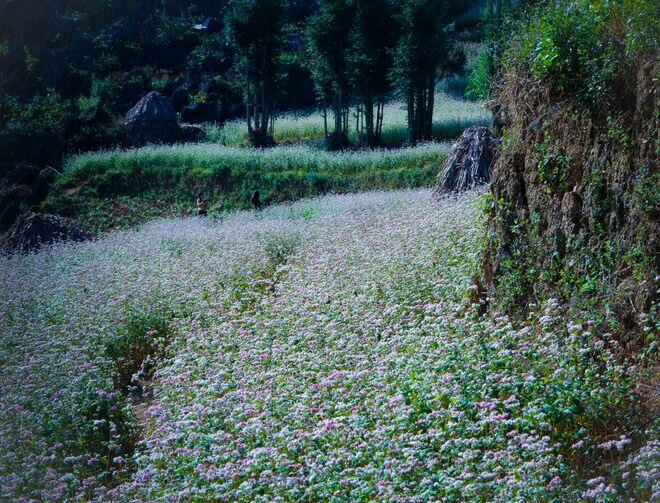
[546,476,561,490]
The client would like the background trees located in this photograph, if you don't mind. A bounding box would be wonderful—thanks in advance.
[0,0,485,152]
[226,0,286,145]
[306,0,354,149]
[346,0,395,147]
[390,0,447,144]
[308,0,451,148]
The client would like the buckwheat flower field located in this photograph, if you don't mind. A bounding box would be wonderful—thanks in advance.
[1,189,657,501]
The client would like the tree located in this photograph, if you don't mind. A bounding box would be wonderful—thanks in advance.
[226,0,285,145]
[307,0,354,149]
[390,0,446,144]
[346,0,395,147]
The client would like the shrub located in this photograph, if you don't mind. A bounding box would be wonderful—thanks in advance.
[466,50,490,101]
[1,89,74,135]
[504,0,659,109]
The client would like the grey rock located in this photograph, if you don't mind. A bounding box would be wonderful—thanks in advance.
[124,91,181,146]
[180,101,223,124]
[180,124,205,142]
[3,212,90,254]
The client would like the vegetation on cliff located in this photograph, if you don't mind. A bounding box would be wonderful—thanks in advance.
[482,0,658,495]
[487,0,657,327]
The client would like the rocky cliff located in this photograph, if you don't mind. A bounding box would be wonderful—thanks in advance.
[484,55,657,347]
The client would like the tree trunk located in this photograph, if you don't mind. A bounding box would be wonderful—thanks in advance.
[334,89,342,138]
[407,90,414,145]
[323,100,328,139]
[261,90,267,135]
[415,86,425,144]
[425,73,435,140]
[365,85,374,147]
[375,98,384,140]
[374,100,380,140]
[246,80,252,134]
[261,46,268,135]
[261,104,270,136]
[253,100,259,131]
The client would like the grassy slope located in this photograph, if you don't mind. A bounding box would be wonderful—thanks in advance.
[45,143,451,232]
[1,190,654,500]
[42,92,490,233]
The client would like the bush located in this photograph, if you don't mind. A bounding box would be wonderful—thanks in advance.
[105,310,172,390]
[466,50,490,101]
[504,0,659,109]
[1,89,74,135]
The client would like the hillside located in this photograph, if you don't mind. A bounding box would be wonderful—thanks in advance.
[0,0,489,234]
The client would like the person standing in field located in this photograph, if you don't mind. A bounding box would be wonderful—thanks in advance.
[197,192,209,216]
[250,190,262,211]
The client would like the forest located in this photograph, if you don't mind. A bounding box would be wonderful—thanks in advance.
[0,0,493,149]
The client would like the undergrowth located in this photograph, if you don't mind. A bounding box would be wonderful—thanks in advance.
[503,0,659,110]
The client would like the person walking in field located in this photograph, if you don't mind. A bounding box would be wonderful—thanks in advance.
[197,192,209,216]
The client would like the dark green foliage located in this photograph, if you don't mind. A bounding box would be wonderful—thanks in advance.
[0,89,74,136]
[535,131,571,195]
[633,168,659,219]
[0,2,228,153]
[187,33,230,85]
[389,0,447,144]
[504,0,659,110]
